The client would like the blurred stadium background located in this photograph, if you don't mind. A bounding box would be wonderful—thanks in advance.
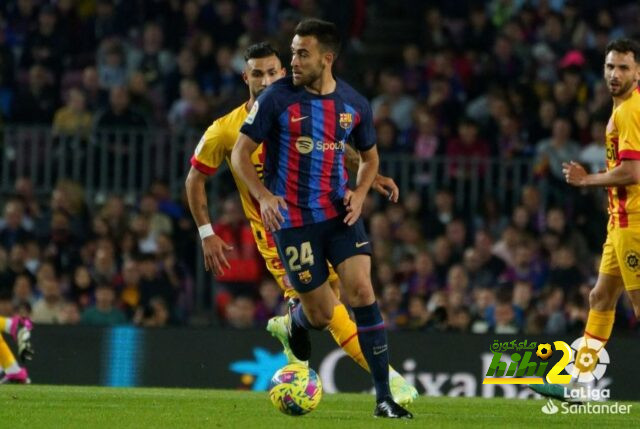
[0,0,639,398]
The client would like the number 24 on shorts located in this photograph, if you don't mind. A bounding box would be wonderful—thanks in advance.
[285,241,315,271]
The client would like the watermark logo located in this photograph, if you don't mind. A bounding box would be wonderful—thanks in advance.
[483,339,573,385]
[541,399,559,414]
[564,337,609,383]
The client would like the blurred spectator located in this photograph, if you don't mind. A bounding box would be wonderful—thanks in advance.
[168,78,204,131]
[406,295,429,330]
[254,278,283,323]
[69,264,95,309]
[548,246,584,292]
[410,109,441,161]
[97,40,128,90]
[579,118,607,173]
[138,253,175,320]
[81,65,107,111]
[424,189,456,239]
[379,283,407,330]
[120,259,141,318]
[52,87,93,136]
[225,295,256,329]
[20,5,64,75]
[134,296,170,327]
[535,117,581,182]
[59,301,81,325]
[542,287,567,334]
[12,273,35,307]
[81,283,126,326]
[32,276,65,324]
[94,85,148,129]
[371,69,416,131]
[138,193,172,236]
[14,177,41,226]
[130,22,176,90]
[501,242,547,291]
[11,64,57,123]
[0,199,32,249]
[128,71,156,121]
[446,118,490,179]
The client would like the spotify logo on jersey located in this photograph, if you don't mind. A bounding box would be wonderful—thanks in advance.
[295,137,314,154]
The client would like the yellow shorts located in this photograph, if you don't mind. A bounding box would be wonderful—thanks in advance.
[251,221,339,299]
[599,224,640,291]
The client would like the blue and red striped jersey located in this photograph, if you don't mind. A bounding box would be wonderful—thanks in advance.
[240,76,376,229]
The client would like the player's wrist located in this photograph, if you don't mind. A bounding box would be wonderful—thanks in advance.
[256,190,272,201]
[198,223,215,240]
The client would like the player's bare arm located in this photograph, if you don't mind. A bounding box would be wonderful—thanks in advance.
[344,144,399,202]
[185,167,233,275]
[563,159,640,187]
[231,133,287,232]
[344,146,380,225]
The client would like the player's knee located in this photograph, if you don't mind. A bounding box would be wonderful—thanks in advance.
[346,280,375,306]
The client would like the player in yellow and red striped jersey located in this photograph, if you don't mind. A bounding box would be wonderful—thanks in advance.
[185,42,417,405]
[532,38,640,402]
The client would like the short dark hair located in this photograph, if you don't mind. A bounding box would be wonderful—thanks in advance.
[294,18,341,56]
[243,42,281,63]
[605,38,640,63]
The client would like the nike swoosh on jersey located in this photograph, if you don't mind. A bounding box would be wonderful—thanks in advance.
[290,116,309,123]
[355,241,370,248]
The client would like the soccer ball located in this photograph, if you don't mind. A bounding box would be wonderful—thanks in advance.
[268,363,322,416]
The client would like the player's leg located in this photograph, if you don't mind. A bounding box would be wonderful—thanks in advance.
[530,235,623,401]
[324,273,367,371]
[583,273,624,343]
[328,218,411,418]
[325,273,418,406]
[266,264,417,405]
[272,221,335,361]
[335,253,411,418]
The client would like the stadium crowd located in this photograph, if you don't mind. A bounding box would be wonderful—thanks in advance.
[0,0,639,335]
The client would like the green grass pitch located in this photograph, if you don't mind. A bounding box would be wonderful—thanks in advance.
[0,385,637,428]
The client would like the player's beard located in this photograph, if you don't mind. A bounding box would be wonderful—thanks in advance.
[608,78,634,97]
[294,61,324,87]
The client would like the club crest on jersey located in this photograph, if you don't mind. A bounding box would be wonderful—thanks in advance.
[339,112,353,130]
[298,270,312,284]
[624,250,640,272]
[295,136,314,154]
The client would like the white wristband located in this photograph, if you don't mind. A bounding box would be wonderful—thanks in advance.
[198,223,215,240]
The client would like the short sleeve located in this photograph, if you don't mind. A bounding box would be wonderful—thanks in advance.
[240,90,278,143]
[617,107,640,160]
[190,120,230,175]
[351,100,376,152]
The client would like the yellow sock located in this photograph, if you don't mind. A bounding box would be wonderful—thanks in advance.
[0,335,17,370]
[0,316,7,333]
[327,304,370,372]
[584,309,615,344]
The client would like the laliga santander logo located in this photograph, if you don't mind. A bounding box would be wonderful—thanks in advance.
[565,337,610,383]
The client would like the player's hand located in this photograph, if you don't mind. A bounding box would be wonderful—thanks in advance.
[202,235,233,276]
[562,161,587,186]
[372,174,399,203]
[259,192,287,231]
[343,188,366,226]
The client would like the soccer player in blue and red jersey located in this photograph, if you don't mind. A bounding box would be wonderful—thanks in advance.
[231,19,412,418]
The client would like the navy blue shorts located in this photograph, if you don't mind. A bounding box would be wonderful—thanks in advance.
[273,217,372,293]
